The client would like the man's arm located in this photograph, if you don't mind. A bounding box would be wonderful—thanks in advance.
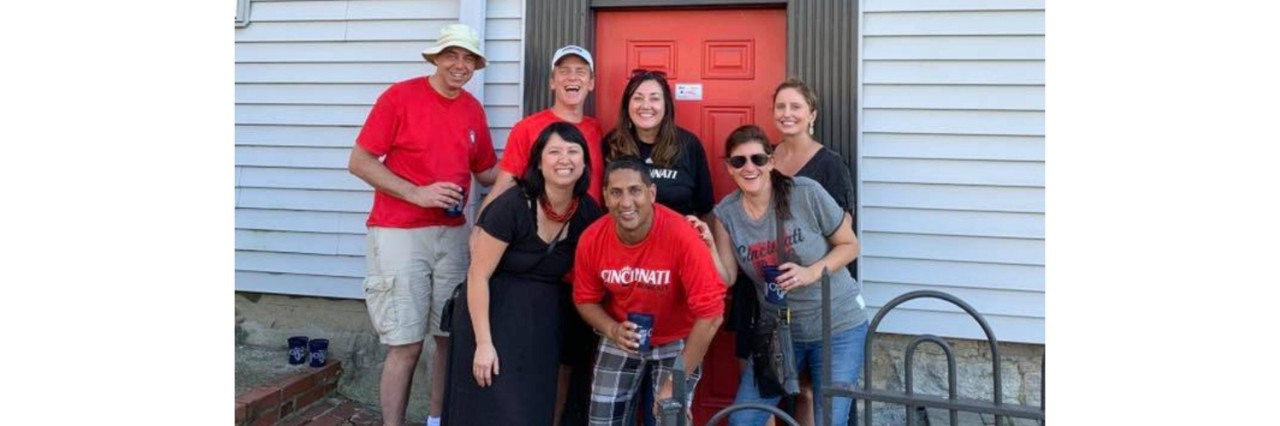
[478,170,518,214]
[348,145,462,208]
[474,164,499,187]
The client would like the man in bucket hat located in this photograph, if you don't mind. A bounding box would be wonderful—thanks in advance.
[347,23,498,426]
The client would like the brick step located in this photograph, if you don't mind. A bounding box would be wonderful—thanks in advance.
[235,361,343,426]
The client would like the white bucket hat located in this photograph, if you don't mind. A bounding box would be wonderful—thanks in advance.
[422,24,487,70]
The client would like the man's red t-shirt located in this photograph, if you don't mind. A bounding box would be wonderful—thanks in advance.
[499,109,604,204]
[573,204,726,346]
[356,77,497,228]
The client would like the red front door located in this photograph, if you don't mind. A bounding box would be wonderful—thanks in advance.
[595,8,787,424]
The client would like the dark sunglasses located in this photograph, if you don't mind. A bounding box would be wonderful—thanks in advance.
[726,154,770,169]
[630,68,668,78]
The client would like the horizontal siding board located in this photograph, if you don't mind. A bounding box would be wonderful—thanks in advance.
[865,307,1042,344]
[862,133,1044,161]
[237,41,433,63]
[483,83,521,106]
[864,61,1043,85]
[864,36,1044,60]
[865,0,1045,13]
[236,63,427,83]
[235,271,365,299]
[237,251,366,279]
[862,158,1044,187]
[862,109,1044,136]
[486,17,523,39]
[238,167,368,191]
[863,84,1043,110]
[863,281,1043,318]
[486,0,522,18]
[235,146,352,169]
[237,188,372,213]
[481,62,523,83]
[345,20,449,41]
[236,229,365,256]
[236,208,368,234]
[249,0,459,22]
[864,11,1044,36]
[862,257,1044,292]
[861,232,1045,265]
[346,0,459,20]
[235,21,348,42]
[861,207,1044,239]
[484,40,523,62]
[236,125,360,147]
[236,83,387,105]
[862,182,1044,213]
[236,104,372,126]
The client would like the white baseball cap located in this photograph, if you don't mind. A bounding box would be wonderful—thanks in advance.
[422,24,487,70]
[551,45,594,72]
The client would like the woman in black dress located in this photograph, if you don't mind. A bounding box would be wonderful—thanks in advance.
[443,122,603,425]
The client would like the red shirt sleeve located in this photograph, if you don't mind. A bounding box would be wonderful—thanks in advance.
[680,231,727,320]
[499,120,531,177]
[355,86,401,156]
[573,227,606,305]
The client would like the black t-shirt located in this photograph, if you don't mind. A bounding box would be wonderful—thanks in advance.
[604,127,715,216]
[476,186,603,282]
[795,147,855,213]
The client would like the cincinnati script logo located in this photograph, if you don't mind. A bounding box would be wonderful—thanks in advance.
[599,266,672,292]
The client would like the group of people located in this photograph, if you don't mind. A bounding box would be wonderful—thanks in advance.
[347,24,870,426]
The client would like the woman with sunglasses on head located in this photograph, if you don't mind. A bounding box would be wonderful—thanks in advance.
[603,69,715,219]
[442,122,603,425]
[708,125,868,426]
[602,69,716,426]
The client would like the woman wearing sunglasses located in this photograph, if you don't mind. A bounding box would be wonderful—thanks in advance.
[443,122,603,425]
[709,125,868,426]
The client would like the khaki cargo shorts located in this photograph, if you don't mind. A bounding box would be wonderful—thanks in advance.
[362,225,469,346]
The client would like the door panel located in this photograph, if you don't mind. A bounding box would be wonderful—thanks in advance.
[596,8,787,425]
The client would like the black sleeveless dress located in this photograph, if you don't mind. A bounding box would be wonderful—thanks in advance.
[443,187,601,426]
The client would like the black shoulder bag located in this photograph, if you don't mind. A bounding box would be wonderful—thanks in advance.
[750,208,801,397]
[440,198,570,333]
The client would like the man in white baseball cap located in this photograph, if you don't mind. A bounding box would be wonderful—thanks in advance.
[348,22,498,426]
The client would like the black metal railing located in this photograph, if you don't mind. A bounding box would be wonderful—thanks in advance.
[824,288,1045,426]
[657,274,1044,425]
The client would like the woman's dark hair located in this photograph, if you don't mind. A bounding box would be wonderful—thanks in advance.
[604,70,681,167]
[519,121,591,201]
[724,125,793,221]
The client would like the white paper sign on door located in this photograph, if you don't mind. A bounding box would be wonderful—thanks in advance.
[675,83,703,101]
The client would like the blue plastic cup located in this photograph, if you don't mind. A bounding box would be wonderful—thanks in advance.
[288,336,309,365]
[627,312,655,352]
[308,338,330,367]
[761,265,787,305]
[444,188,467,217]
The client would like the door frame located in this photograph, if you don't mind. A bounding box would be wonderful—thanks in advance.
[522,0,861,224]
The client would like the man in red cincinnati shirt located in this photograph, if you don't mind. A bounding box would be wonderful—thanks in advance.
[574,158,727,425]
[481,45,605,211]
[346,24,498,426]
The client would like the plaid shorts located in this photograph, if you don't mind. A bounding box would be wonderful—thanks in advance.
[587,338,703,426]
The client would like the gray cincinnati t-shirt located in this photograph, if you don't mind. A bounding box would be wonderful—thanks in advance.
[713,176,867,342]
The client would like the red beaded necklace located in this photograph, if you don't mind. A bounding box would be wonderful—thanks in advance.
[539,196,579,223]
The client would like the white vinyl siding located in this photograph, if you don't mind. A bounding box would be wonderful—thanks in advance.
[234,0,524,298]
[859,0,1045,343]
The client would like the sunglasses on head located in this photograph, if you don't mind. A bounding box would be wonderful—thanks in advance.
[726,153,770,169]
[630,68,668,79]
